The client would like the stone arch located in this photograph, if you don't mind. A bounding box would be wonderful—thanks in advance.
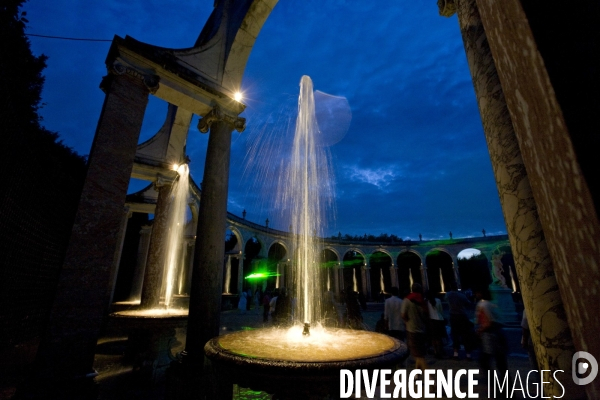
[369,250,393,299]
[223,228,243,296]
[322,246,341,262]
[242,236,263,292]
[266,241,288,290]
[342,249,366,295]
[226,226,244,251]
[397,250,423,296]
[321,247,340,293]
[425,249,454,294]
[457,248,491,292]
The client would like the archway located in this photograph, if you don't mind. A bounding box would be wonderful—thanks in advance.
[397,251,422,296]
[267,242,287,290]
[243,236,262,294]
[425,250,454,294]
[223,229,240,295]
[342,250,365,296]
[457,248,491,292]
[369,251,392,301]
[321,248,339,293]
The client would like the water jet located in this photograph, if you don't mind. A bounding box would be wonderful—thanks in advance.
[204,76,407,398]
[110,164,191,380]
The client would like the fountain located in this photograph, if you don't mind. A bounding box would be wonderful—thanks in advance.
[109,164,191,380]
[204,76,407,398]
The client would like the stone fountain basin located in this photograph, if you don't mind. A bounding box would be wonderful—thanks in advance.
[109,310,188,381]
[204,328,408,399]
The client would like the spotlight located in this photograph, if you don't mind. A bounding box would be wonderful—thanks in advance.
[234,91,243,102]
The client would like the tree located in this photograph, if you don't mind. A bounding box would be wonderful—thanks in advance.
[0,0,47,134]
[0,0,87,358]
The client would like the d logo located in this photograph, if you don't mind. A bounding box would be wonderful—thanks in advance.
[572,351,598,385]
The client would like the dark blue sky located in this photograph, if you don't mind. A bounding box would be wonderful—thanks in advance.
[25,0,506,240]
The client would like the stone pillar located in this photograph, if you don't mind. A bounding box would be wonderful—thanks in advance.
[334,262,340,296]
[451,256,461,290]
[420,263,428,292]
[27,70,153,392]
[390,264,399,288]
[140,176,174,309]
[439,0,582,396]
[130,224,152,301]
[184,239,195,295]
[475,2,600,398]
[237,253,244,295]
[107,206,132,306]
[184,107,245,363]
[361,267,369,299]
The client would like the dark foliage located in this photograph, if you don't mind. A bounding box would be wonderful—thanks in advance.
[0,0,87,351]
[331,232,402,243]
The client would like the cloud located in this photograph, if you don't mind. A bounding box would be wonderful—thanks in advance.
[343,164,400,191]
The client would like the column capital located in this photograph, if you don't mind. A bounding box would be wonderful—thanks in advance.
[154,173,177,189]
[197,105,246,134]
[437,0,457,17]
[100,61,160,94]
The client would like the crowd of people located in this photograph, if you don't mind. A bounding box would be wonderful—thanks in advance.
[379,282,511,379]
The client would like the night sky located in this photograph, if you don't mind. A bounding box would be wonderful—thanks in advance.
[24,0,506,240]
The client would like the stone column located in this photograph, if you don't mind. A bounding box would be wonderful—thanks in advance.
[361,267,369,299]
[184,107,245,363]
[184,239,195,295]
[451,256,461,290]
[390,264,399,288]
[333,262,341,296]
[439,0,581,396]
[107,206,132,306]
[130,224,152,300]
[140,176,174,309]
[420,263,429,292]
[27,70,154,392]
[237,253,244,295]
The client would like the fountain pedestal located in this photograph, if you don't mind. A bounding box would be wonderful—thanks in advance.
[204,328,408,399]
[109,310,187,382]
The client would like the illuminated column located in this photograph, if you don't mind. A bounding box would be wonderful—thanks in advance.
[439,0,581,396]
[140,176,174,309]
[29,69,155,388]
[223,255,232,294]
[185,107,245,362]
[130,224,152,300]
